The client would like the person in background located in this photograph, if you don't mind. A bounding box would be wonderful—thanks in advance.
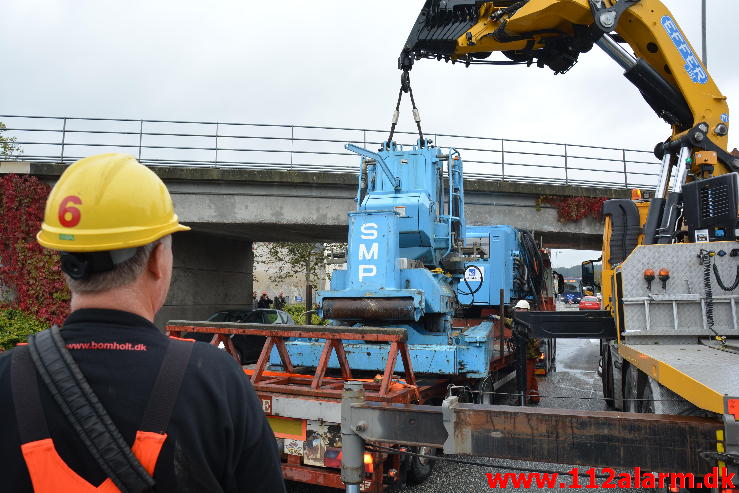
[274,291,287,310]
[514,299,541,404]
[257,291,273,308]
[252,291,258,307]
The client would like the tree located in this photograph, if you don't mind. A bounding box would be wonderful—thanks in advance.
[0,122,20,158]
[259,242,345,324]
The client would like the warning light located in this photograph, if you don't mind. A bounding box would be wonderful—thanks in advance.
[658,268,670,289]
[364,452,374,474]
[631,189,642,200]
[643,269,655,290]
[728,398,739,419]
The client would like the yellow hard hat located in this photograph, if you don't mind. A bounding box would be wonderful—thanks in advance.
[37,153,190,252]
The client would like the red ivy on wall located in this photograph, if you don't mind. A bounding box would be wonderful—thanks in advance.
[0,174,69,325]
[539,195,608,223]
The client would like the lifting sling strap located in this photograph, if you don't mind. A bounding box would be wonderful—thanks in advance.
[11,326,193,493]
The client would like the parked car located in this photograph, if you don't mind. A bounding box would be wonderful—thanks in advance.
[578,296,601,310]
[186,308,295,364]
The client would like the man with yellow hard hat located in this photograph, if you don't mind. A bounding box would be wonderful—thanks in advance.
[0,154,285,492]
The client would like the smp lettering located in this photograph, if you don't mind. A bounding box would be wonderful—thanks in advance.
[358,222,379,282]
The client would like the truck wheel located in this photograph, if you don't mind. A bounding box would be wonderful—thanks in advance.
[624,365,641,412]
[641,382,655,414]
[642,376,695,415]
[476,376,495,405]
[550,339,556,371]
[406,446,435,485]
[600,351,615,409]
[642,379,704,493]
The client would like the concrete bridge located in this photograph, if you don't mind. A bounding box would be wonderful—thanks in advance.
[1,116,657,325]
[7,160,630,326]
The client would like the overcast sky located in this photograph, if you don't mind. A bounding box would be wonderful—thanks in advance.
[2,0,738,267]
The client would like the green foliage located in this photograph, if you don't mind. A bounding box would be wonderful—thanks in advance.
[0,174,70,325]
[0,308,49,351]
[283,303,326,326]
[260,242,326,286]
[0,122,20,158]
[258,242,346,286]
[257,242,343,325]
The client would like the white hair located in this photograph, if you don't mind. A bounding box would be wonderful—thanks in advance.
[65,236,171,293]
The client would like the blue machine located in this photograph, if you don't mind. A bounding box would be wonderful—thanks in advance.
[270,140,549,378]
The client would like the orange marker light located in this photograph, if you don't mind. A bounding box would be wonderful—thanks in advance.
[631,189,642,200]
[728,398,739,420]
[643,269,655,290]
[658,268,670,289]
[363,452,374,474]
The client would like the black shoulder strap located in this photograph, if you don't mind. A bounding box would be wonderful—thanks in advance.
[139,338,193,434]
[26,326,155,493]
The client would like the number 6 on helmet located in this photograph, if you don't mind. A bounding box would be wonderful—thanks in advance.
[37,153,190,252]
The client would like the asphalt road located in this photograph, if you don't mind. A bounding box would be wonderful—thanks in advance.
[287,317,651,492]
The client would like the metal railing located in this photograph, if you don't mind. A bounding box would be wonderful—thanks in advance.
[0,115,661,189]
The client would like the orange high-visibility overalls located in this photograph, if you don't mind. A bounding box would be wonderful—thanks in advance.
[11,339,193,493]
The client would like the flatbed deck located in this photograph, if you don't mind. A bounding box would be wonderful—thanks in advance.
[620,342,739,414]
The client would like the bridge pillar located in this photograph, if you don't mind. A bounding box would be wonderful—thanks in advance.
[155,231,253,328]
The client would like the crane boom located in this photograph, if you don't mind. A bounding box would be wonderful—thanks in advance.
[400,0,737,175]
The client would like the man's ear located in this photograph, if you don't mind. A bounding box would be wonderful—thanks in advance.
[147,242,167,280]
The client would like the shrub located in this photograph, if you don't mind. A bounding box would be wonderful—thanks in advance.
[0,174,70,326]
[283,303,326,325]
[537,195,608,223]
[0,308,49,351]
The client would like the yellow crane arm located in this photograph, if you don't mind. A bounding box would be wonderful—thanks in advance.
[401,0,737,175]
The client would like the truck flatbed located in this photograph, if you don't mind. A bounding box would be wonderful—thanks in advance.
[620,342,739,414]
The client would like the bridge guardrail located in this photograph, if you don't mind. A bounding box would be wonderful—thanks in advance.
[0,115,661,189]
